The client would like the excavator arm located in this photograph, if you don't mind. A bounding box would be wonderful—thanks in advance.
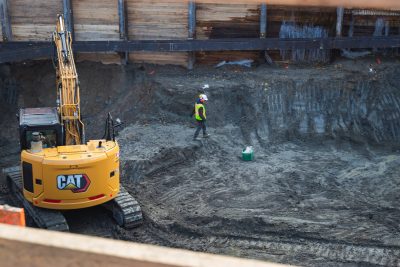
[53,15,85,145]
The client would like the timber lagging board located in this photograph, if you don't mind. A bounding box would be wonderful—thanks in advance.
[126,0,189,67]
[8,0,62,41]
[73,0,120,64]
[196,3,260,65]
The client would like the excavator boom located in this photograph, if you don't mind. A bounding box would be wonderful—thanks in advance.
[53,15,84,145]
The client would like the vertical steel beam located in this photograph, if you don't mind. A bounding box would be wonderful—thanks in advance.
[188,1,196,40]
[63,0,74,39]
[118,0,128,64]
[188,1,196,70]
[260,4,272,64]
[118,0,127,40]
[260,4,267,38]
[348,13,354,37]
[336,6,344,37]
[385,20,390,36]
[0,0,12,41]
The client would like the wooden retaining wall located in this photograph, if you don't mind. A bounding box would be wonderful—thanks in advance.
[127,0,189,67]
[1,0,400,66]
[73,0,121,64]
[0,224,290,267]
[9,0,62,41]
[196,3,260,65]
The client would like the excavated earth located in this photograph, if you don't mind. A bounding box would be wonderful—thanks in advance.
[1,59,400,266]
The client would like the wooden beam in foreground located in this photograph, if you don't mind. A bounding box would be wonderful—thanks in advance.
[0,224,290,267]
[186,0,400,10]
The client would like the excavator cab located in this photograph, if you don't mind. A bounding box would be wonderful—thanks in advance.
[19,107,63,151]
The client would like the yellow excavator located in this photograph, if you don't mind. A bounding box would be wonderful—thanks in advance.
[4,15,142,231]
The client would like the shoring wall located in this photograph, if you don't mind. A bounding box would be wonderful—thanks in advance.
[127,0,189,67]
[1,0,400,66]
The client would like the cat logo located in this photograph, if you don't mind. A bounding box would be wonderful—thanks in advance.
[57,174,91,193]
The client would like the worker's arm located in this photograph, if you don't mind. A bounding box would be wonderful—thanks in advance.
[190,107,195,117]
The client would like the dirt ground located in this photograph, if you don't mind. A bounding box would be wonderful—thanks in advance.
[1,58,400,266]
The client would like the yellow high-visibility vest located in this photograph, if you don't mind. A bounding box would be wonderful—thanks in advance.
[195,103,206,121]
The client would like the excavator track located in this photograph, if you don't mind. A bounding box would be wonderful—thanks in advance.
[3,167,142,230]
[3,166,69,232]
[103,185,143,228]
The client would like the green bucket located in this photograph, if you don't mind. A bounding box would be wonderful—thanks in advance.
[242,147,254,161]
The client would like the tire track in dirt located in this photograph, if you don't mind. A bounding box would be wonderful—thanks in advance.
[125,214,400,266]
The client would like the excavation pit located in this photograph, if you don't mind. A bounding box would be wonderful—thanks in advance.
[1,60,400,266]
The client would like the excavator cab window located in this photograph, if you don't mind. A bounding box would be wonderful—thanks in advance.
[25,130,57,149]
[19,107,63,151]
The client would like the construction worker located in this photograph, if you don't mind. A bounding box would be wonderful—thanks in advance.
[191,94,210,141]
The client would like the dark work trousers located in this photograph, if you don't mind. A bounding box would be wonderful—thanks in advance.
[194,120,207,138]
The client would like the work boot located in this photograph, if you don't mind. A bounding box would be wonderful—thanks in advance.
[193,137,201,141]
[203,133,210,138]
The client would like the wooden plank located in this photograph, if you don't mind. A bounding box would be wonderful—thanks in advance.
[196,50,259,65]
[76,52,121,64]
[196,3,259,64]
[72,0,119,63]
[73,24,119,41]
[0,224,289,267]
[126,0,188,40]
[72,0,119,41]
[196,3,259,40]
[9,0,62,41]
[129,52,188,67]
[126,0,188,67]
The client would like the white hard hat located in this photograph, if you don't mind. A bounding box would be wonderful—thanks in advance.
[200,94,208,101]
